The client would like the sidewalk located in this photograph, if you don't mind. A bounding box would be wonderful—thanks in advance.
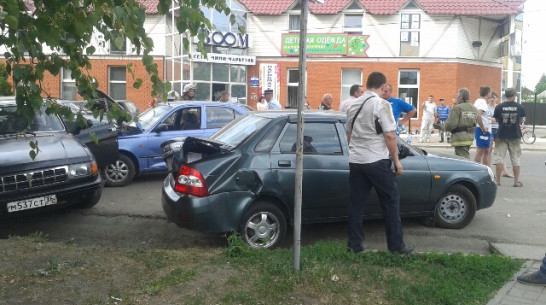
[407,128,546,151]
[409,129,546,304]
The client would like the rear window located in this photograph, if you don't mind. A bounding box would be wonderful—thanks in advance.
[211,115,271,147]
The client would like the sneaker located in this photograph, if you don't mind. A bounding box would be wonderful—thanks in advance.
[517,272,546,285]
[347,246,366,254]
[391,245,415,255]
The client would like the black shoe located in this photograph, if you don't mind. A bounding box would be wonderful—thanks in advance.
[347,247,366,254]
[517,272,546,285]
[440,140,444,143]
[391,245,415,255]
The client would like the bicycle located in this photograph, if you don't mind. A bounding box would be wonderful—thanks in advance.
[521,123,536,144]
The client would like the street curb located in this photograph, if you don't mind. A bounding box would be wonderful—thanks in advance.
[489,243,545,260]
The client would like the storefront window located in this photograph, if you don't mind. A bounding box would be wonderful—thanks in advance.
[109,66,126,100]
[61,67,77,100]
[287,69,299,109]
[231,85,246,102]
[341,69,362,101]
[213,63,229,82]
[213,10,230,32]
[398,70,419,119]
[195,83,211,101]
[230,66,246,83]
[194,62,211,81]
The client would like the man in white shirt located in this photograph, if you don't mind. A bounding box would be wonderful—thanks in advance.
[419,95,437,143]
[474,86,493,167]
[345,71,414,255]
[339,84,363,112]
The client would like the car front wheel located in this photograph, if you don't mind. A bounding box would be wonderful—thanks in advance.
[435,184,477,229]
[240,202,287,249]
[104,154,136,187]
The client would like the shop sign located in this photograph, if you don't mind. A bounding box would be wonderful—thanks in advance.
[250,76,259,88]
[203,31,250,49]
[260,64,279,98]
[191,53,256,65]
[281,33,369,57]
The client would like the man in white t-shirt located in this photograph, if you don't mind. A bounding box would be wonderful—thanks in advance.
[339,84,363,112]
[345,71,414,255]
[419,95,437,143]
[474,86,492,167]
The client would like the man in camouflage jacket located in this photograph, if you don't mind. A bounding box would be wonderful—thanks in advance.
[444,88,478,159]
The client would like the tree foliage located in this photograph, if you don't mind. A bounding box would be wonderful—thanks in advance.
[0,0,231,123]
[535,73,546,97]
[0,62,13,96]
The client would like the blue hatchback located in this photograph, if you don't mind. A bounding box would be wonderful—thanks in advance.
[104,101,249,186]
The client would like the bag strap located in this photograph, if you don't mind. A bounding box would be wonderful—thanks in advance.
[350,96,374,131]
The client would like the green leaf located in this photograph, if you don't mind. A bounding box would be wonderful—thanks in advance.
[142,54,153,65]
[86,46,96,55]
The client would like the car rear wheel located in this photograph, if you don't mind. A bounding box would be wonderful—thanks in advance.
[435,184,477,229]
[104,154,136,187]
[240,202,287,249]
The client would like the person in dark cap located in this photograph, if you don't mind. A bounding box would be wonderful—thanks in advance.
[263,89,282,110]
[493,88,525,187]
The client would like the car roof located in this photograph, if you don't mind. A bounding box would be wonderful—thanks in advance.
[250,110,347,122]
[0,97,16,106]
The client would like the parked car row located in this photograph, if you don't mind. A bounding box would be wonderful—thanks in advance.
[2,98,498,251]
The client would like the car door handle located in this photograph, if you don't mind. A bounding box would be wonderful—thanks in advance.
[278,160,291,167]
[109,127,117,132]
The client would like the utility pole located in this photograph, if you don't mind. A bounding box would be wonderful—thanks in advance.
[292,0,308,271]
[293,0,323,271]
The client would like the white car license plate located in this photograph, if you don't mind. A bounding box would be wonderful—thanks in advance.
[7,195,58,213]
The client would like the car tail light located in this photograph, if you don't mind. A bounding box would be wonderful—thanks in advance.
[174,165,209,197]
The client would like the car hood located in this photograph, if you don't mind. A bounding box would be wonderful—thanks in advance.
[426,152,487,171]
[0,132,91,170]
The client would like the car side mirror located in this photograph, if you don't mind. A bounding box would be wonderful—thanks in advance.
[154,123,168,133]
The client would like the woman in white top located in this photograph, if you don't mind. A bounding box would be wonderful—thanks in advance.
[256,97,268,110]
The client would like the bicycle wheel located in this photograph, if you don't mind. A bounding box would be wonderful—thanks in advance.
[522,131,536,144]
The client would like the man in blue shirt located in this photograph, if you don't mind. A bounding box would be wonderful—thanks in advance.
[263,89,282,110]
[381,84,416,136]
[436,98,451,142]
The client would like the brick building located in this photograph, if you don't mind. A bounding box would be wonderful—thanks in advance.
[3,0,525,122]
[238,0,524,126]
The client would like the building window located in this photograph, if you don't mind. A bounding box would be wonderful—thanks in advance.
[344,14,363,34]
[289,14,300,32]
[341,69,362,102]
[287,69,299,109]
[397,70,419,119]
[110,37,127,54]
[108,66,126,100]
[61,67,77,100]
[400,13,420,56]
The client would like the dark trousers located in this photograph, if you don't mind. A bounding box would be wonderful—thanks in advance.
[347,159,405,252]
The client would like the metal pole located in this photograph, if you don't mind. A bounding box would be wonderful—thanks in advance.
[533,92,537,133]
[293,0,308,271]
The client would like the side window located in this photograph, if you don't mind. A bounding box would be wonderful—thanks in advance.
[255,120,285,152]
[279,123,342,154]
[158,107,201,131]
[180,108,201,130]
[206,106,235,129]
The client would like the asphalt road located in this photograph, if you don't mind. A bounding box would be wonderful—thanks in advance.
[2,149,545,255]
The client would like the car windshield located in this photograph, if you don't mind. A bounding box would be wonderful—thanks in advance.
[131,105,172,131]
[0,105,64,135]
[210,115,271,147]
